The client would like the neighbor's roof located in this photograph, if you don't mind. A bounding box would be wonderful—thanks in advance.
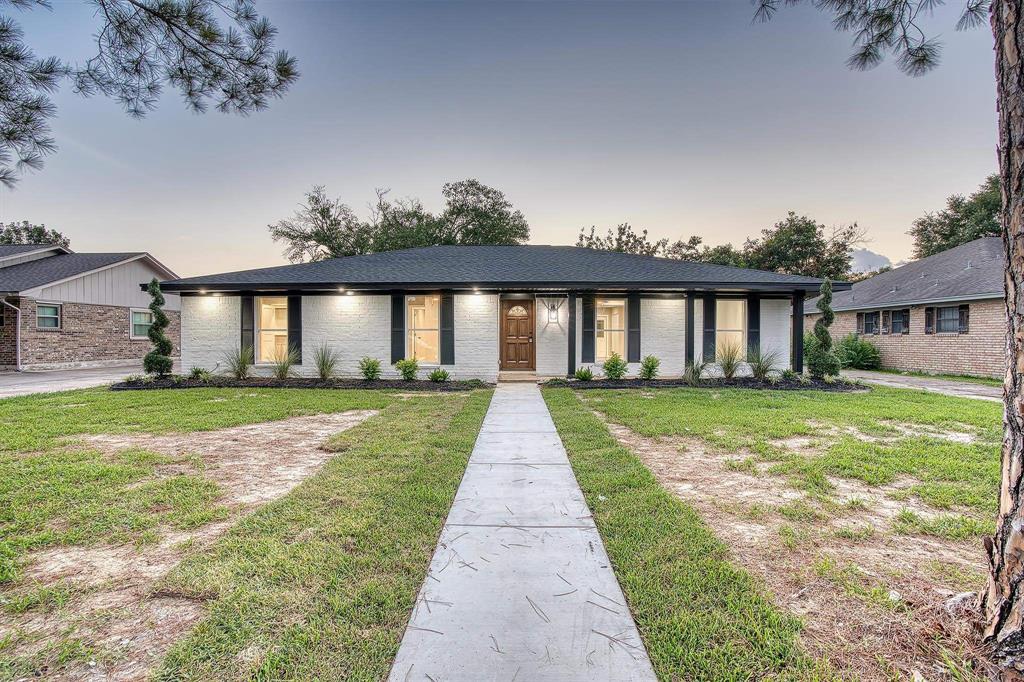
[0,243,70,260]
[157,245,847,293]
[807,237,1003,312]
[0,252,168,294]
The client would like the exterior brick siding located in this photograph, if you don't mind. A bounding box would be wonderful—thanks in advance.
[0,297,180,370]
[804,297,1006,378]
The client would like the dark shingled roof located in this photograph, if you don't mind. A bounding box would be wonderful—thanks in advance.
[0,253,145,293]
[159,245,844,293]
[0,244,66,258]
[807,237,1003,312]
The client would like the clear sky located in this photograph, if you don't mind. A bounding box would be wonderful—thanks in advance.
[0,0,997,277]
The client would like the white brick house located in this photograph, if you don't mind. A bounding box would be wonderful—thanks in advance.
[160,245,844,381]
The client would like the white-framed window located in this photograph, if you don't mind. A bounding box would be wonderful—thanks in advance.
[130,308,154,339]
[715,299,746,359]
[36,303,60,330]
[256,296,289,363]
[406,294,441,364]
[595,298,626,363]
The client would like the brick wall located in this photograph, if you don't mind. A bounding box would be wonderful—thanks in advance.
[1,297,180,370]
[804,298,1006,378]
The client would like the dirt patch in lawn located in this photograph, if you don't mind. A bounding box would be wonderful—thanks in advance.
[600,417,993,681]
[1,410,376,681]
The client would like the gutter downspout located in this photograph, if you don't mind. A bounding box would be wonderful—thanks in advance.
[1,298,21,371]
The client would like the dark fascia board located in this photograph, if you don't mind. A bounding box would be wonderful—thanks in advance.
[161,280,847,294]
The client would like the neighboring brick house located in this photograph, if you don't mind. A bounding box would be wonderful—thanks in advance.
[804,237,1005,378]
[0,244,180,371]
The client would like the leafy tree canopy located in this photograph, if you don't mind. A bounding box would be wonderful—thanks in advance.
[576,213,862,280]
[910,174,1001,258]
[0,0,298,187]
[0,221,69,247]
[269,179,530,262]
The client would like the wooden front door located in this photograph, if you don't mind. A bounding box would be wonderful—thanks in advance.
[500,300,535,370]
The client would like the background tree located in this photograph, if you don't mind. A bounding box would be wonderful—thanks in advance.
[753,0,1024,667]
[806,279,840,379]
[0,221,68,247]
[576,223,667,255]
[269,180,530,262]
[910,174,1002,258]
[743,212,863,280]
[143,278,173,377]
[0,0,297,187]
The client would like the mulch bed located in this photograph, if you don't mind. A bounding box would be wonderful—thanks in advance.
[110,376,490,392]
[541,377,863,392]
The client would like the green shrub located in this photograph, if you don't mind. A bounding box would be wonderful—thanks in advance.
[781,368,799,382]
[313,343,340,379]
[747,347,781,382]
[808,279,841,379]
[428,368,450,383]
[602,353,628,380]
[574,366,594,381]
[270,346,301,379]
[836,333,881,370]
[639,355,660,380]
[188,366,213,381]
[682,360,708,386]
[143,278,174,377]
[717,340,744,379]
[359,356,382,381]
[222,345,254,379]
[395,358,419,381]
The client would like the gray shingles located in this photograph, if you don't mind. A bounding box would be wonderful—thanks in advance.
[160,245,838,292]
[808,237,1002,311]
[0,244,65,259]
[0,253,144,293]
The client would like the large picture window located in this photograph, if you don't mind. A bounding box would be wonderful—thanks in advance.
[407,295,440,364]
[256,296,289,363]
[37,303,60,329]
[595,299,626,362]
[715,299,746,359]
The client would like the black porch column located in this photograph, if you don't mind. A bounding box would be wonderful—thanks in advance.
[567,293,577,377]
[792,291,805,373]
[685,293,694,366]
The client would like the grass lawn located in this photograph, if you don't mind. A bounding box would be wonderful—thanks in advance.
[0,387,491,680]
[544,388,833,681]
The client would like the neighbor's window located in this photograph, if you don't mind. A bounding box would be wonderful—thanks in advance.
[891,308,910,335]
[36,303,60,329]
[715,299,746,359]
[407,295,440,364]
[863,311,880,335]
[131,309,153,339]
[936,305,960,334]
[595,299,626,362]
[256,296,289,363]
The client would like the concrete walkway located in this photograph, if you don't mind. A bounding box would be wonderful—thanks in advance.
[389,383,656,682]
[844,369,1002,402]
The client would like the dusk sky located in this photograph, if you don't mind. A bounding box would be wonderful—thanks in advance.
[2,0,997,277]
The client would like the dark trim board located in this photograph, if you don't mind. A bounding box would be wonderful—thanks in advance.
[166,280,846,294]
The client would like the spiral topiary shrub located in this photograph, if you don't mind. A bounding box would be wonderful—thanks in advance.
[807,278,841,379]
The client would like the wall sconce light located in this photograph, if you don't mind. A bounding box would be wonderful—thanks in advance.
[547,306,558,323]
[346,290,354,296]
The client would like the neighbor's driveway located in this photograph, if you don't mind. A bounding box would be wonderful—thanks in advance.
[843,369,1002,402]
[0,364,143,399]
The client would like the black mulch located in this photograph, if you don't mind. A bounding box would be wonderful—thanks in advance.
[541,377,863,392]
[110,376,490,392]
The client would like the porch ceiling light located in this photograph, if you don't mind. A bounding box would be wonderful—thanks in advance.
[346,290,354,296]
[473,287,481,295]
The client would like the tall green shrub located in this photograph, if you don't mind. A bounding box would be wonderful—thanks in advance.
[143,278,173,376]
[806,278,840,379]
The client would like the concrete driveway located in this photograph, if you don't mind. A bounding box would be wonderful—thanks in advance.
[0,364,142,399]
[843,369,1002,402]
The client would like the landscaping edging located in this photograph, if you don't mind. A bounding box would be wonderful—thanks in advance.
[111,377,490,392]
[541,377,863,392]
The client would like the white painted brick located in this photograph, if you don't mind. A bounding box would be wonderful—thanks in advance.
[536,296,569,377]
[302,294,393,378]
[453,294,499,382]
[760,298,792,370]
[640,298,686,377]
[181,295,240,373]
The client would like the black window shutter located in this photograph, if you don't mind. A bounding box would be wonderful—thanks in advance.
[627,294,641,363]
[240,294,254,356]
[958,304,970,334]
[925,307,935,335]
[746,294,760,356]
[856,312,864,334]
[702,297,716,361]
[440,292,455,365]
[685,294,695,366]
[287,294,302,364]
[567,293,577,376]
[581,296,595,363]
[391,294,405,363]
[881,310,890,335]
[902,309,911,334]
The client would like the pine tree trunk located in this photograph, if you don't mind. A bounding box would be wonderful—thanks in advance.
[984,0,1024,669]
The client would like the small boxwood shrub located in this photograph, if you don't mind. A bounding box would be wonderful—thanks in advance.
[428,368,450,383]
[639,355,660,380]
[602,353,628,380]
[836,333,881,370]
[394,358,419,381]
[574,367,594,381]
[359,356,382,381]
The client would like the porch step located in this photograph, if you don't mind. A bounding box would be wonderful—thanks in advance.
[497,371,539,383]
